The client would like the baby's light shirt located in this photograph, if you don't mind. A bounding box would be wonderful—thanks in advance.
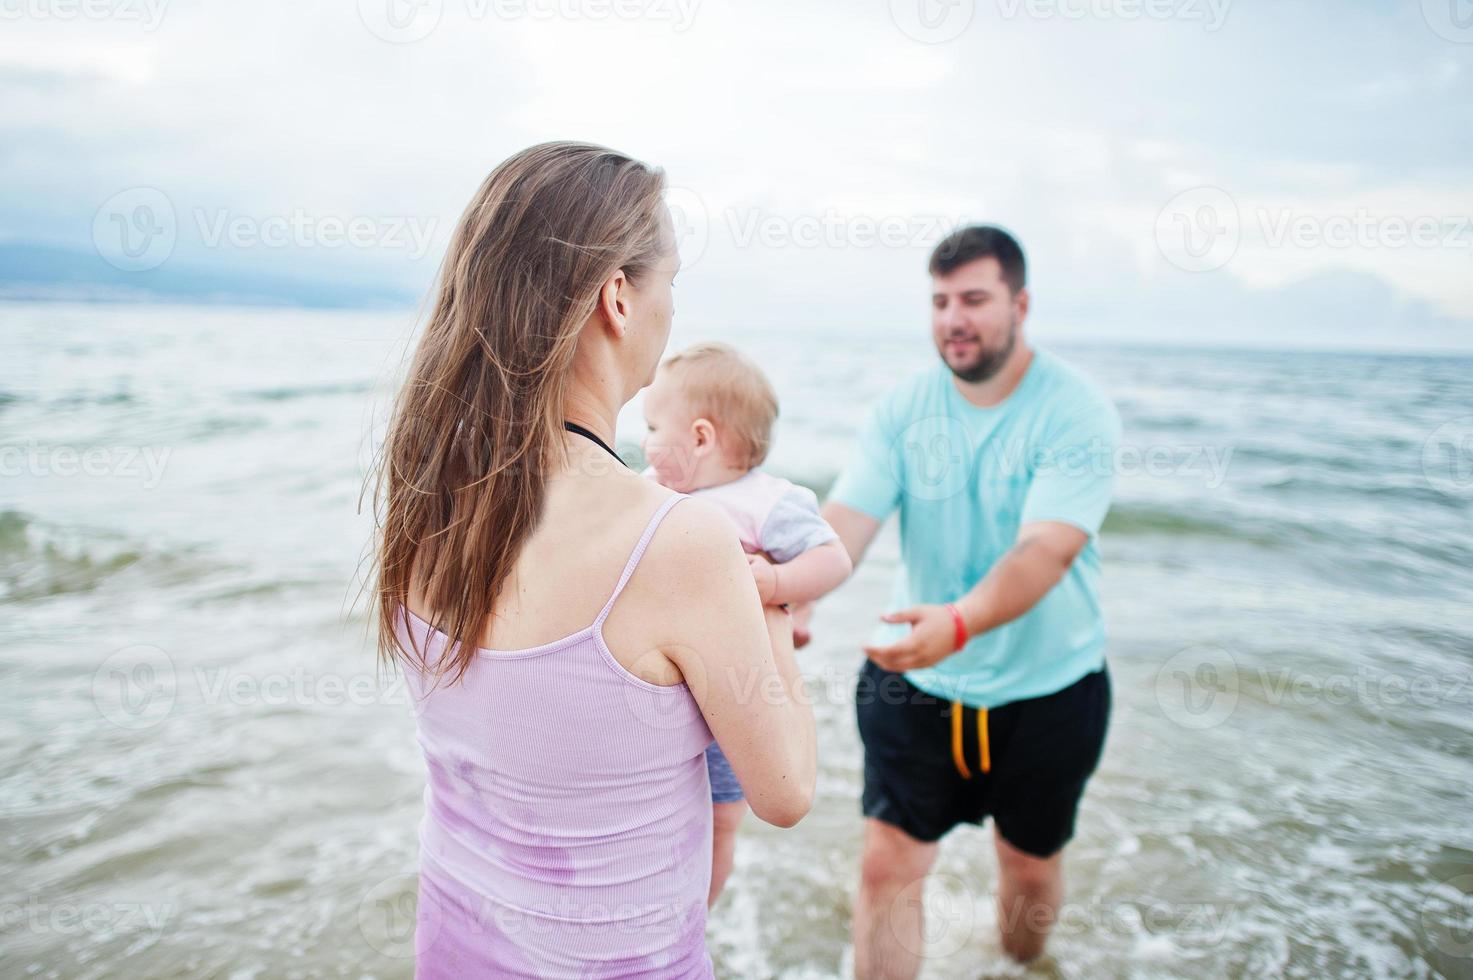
[644,467,838,562]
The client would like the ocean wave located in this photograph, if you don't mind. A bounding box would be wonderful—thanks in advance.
[1101,501,1249,539]
[1099,503,1306,546]
[1115,405,1210,431]
[48,390,138,409]
[0,510,212,603]
[239,380,374,402]
[0,511,138,601]
[1225,444,1369,472]
[1253,473,1468,509]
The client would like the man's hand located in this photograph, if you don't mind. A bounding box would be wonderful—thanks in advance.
[862,604,960,672]
[747,553,779,605]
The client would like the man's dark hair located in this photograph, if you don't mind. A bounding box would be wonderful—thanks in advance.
[928,225,1026,295]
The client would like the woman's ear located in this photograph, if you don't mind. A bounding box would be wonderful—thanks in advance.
[597,268,632,336]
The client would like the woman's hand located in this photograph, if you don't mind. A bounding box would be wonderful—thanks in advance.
[746,553,779,605]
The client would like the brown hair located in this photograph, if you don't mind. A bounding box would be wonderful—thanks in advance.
[370,141,668,684]
[929,225,1027,295]
[659,341,779,470]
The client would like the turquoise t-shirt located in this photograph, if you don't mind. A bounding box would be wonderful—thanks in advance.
[829,347,1120,709]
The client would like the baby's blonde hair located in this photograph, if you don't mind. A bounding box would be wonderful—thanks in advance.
[659,341,779,469]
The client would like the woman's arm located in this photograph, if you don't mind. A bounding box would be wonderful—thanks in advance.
[647,498,816,829]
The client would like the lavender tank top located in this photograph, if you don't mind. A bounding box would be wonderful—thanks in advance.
[394,492,715,978]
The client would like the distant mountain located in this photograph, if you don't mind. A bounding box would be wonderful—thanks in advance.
[0,242,420,309]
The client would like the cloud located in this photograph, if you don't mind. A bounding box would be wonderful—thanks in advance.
[0,0,1469,348]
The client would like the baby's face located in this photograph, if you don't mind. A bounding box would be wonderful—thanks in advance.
[641,370,703,492]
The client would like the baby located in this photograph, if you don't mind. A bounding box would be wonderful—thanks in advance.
[640,341,852,907]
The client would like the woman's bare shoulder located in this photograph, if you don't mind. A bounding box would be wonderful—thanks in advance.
[647,493,744,567]
[612,492,760,656]
[555,472,739,573]
[600,487,762,683]
[613,491,748,613]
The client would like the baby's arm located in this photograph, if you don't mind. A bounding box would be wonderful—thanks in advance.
[753,487,853,606]
[761,540,852,606]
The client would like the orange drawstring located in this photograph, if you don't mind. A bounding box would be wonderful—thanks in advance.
[952,701,992,777]
[950,701,971,778]
[978,706,990,773]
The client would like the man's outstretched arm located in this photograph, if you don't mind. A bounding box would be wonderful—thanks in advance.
[862,521,1087,672]
[820,500,884,570]
[953,521,1087,637]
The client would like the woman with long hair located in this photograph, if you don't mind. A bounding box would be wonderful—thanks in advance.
[370,141,815,977]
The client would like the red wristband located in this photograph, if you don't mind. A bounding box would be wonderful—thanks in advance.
[944,602,968,652]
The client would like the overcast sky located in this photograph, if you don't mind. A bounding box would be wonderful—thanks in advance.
[3,0,1472,349]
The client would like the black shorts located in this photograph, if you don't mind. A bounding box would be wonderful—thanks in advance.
[857,660,1111,857]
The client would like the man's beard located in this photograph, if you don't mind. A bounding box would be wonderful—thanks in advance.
[946,318,1017,384]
